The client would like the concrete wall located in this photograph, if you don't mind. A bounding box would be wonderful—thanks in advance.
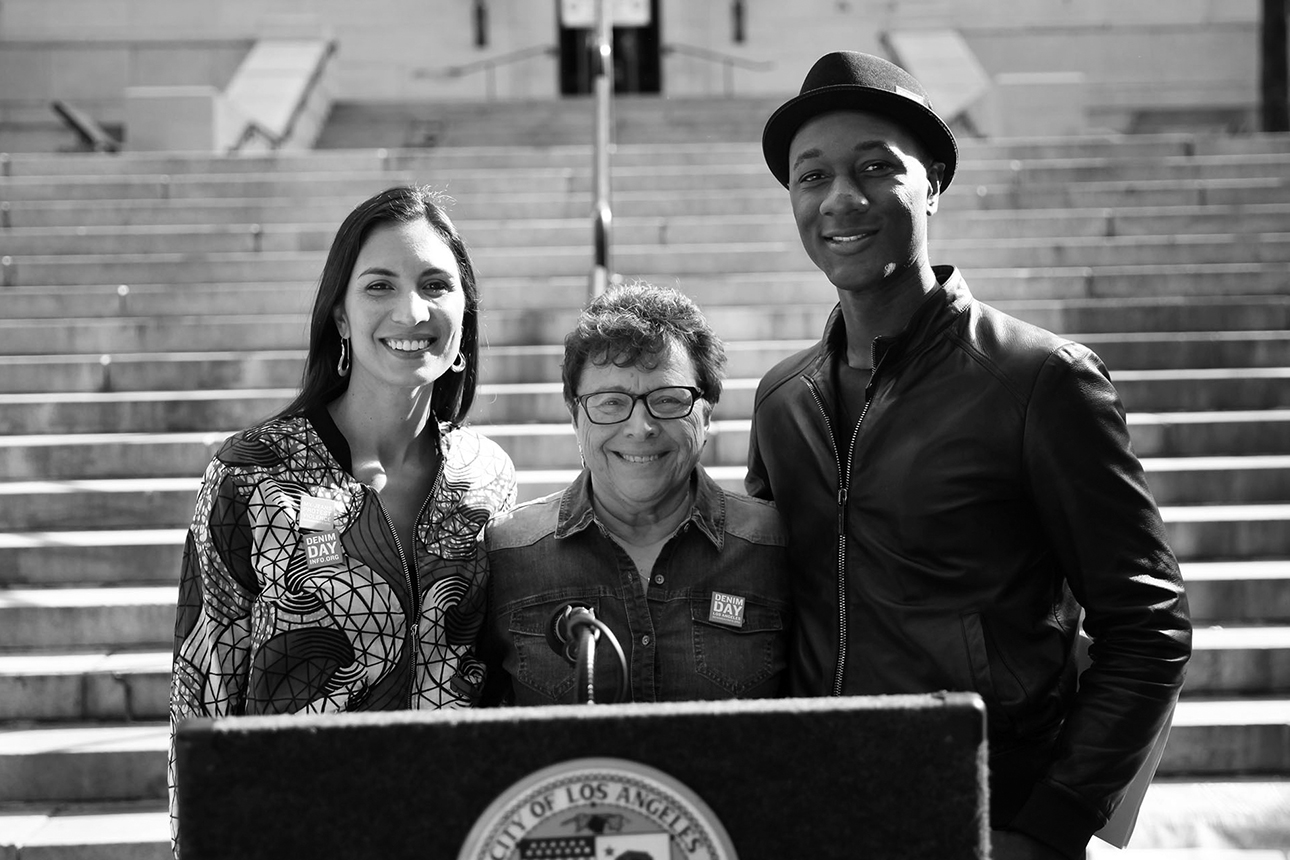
[0,40,250,125]
[0,0,1265,128]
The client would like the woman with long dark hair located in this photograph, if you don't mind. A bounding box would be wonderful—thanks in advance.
[167,187,515,855]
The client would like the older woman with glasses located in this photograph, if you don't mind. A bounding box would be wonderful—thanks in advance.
[478,282,792,705]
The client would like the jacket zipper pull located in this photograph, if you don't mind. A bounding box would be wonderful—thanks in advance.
[838,487,847,506]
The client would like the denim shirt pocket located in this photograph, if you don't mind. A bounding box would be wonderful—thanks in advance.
[690,596,787,696]
[507,594,602,703]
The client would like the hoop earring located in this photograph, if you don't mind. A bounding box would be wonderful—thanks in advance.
[450,352,467,373]
[337,337,351,377]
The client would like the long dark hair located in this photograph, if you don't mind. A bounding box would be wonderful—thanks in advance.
[275,186,480,426]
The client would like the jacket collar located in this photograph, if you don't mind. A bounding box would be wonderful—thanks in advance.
[817,265,972,371]
[555,465,727,550]
[306,403,445,476]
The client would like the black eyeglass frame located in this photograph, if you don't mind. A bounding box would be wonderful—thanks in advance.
[573,386,705,425]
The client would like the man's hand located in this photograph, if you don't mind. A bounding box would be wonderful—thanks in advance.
[990,830,1068,860]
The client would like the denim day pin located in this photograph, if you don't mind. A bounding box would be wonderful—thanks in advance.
[708,591,746,628]
[303,531,343,569]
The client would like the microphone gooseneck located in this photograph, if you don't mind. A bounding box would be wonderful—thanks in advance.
[545,604,628,704]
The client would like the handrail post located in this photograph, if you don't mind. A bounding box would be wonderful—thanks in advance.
[589,0,614,299]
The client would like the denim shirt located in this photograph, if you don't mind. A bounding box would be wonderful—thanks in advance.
[480,466,791,705]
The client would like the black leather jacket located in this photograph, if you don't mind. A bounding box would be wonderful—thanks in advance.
[747,267,1191,858]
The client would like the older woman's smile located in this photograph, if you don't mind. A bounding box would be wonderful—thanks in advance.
[616,448,666,461]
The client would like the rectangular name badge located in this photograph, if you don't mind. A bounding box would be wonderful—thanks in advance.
[708,591,746,628]
[298,494,338,532]
[303,530,343,569]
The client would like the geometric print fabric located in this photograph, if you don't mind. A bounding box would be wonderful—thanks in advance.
[169,413,516,851]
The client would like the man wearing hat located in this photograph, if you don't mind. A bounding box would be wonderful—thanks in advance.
[747,51,1191,859]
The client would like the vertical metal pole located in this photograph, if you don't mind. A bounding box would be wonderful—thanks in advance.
[590,0,614,299]
[1262,0,1289,132]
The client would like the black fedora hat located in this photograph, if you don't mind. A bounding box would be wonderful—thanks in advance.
[762,51,958,190]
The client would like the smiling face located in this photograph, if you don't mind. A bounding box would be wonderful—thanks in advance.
[573,338,710,522]
[788,110,943,296]
[333,219,466,396]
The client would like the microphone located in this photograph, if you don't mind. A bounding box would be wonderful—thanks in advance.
[544,603,628,704]
[547,603,599,663]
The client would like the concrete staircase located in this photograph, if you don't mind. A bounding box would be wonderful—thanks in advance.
[1,128,1289,858]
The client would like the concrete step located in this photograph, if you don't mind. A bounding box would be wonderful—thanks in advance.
[0,135,1200,178]
[1187,625,1290,696]
[0,800,171,860]
[317,117,1285,158]
[978,177,1290,211]
[4,181,1288,235]
[2,368,1288,435]
[940,204,1290,240]
[0,697,1283,804]
[5,203,1290,247]
[0,724,169,803]
[0,588,172,651]
[1162,699,1290,776]
[1186,561,1290,625]
[0,651,170,721]
[1110,368,1290,413]
[1085,779,1290,854]
[0,161,1285,208]
[0,529,183,587]
[0,410,1287,474]
[11,128,1267,172]
[1130,411,1290,457]
[7,224,1290,273]
[5,154,1284,202]
[0,171,434,203]
[7,414,1285,485]
[1,505,1286,588]
[0,223,331,256]
[0,479,202,531]
[1,143,774,178]
[0,389,299,435]
[1,783,1287,860]
[10,207,1290,256]
[2,454,1288,531]
[4,264,1290,327]
[2,297,1289,353]
[1139,456,1290,505]
[4,150,1287,190]
[0,352,308,395]
[2,330,1288,395]
[0,621,1280,722]
[1159,504,1290,560]
[0,432,229,481]
[8,233,1290,285]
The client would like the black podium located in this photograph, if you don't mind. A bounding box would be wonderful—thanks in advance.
[176,693,988,859]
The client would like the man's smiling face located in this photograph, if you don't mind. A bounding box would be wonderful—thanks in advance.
[787,110,943,295]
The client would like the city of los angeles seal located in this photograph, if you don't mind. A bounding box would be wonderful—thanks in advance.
[457,757,739,860]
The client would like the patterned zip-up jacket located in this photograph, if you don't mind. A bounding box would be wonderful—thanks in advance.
[168,407,515,853]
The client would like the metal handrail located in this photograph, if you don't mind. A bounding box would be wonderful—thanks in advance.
[415,45,559,101]
[661,42,774,96]
[589,1,613,298]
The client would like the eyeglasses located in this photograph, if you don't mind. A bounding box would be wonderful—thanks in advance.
[574,386,704,425]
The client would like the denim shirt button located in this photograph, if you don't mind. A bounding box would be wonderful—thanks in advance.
[652,574,664,585]
[641,634,652,646]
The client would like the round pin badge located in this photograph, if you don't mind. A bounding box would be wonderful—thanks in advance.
[457,757,739,860]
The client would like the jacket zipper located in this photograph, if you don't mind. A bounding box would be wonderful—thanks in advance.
[805,343,877,697]
[369,457,444,709]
